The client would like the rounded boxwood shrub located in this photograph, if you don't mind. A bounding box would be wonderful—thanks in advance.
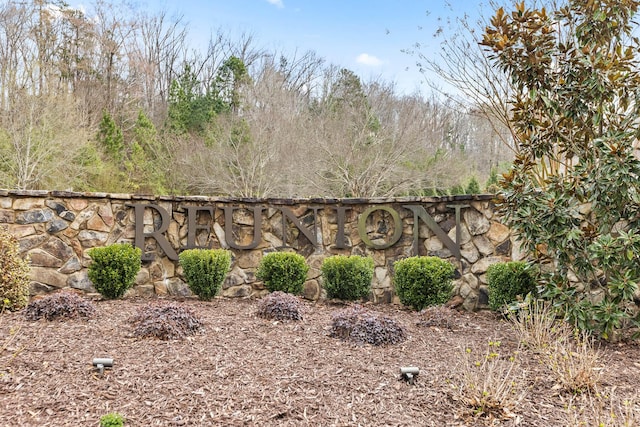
[88,243,142,299]
[0,226,30,311]
[487,261,536,311]
[256,252,309,294]
[100,412,125,427]
[179,248,231,300]
[321,255,374,301]
[393,256,455,311]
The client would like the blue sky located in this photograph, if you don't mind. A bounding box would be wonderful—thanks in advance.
[151,0,484,95]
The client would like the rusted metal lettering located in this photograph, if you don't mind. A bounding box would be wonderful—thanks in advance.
[278,206,320,248]
[221,206,263,250]
[357,206,402,249]
[127,203,178,261]
[182,205,214,249]
[333,206,352,249]
[402,204,463,260]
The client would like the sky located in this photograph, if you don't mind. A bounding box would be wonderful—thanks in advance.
[148,0,485,95]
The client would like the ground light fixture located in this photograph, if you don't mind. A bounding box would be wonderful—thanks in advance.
[92,357,114,375]
[400,366,419,385]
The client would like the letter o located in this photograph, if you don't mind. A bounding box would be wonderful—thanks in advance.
[357,206,402,250]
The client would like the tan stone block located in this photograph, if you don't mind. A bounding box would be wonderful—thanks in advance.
[13,198,44,210]
[168,222,180,248]
[303,279,320,300]
[463,208,491,235]
[161,257,176,278]
[486,221,510,244]
[472,235,494,256]
[174,212,185,226]
[70,208,96,230]
[0,197,11,209]
[28,249,63,268]
[158,202,172,218]
[154,280,168,296]
[124,225,136,239]
[135,268,150,286]
[461,243,480,264]
[67,198,88,211]
[30,267,67,288]
[221,284,251,298]
[149,262,163,280]
[470,256,508,275]
[0,209,14,223]
[124,284,153,298]
[263,232,282,248]
[77,230,109,247]
[98,203,115,227]
[448,222,471,245]
[87,214,111,232]
[236,250,263,269]
[511,238,526,261]
[9,224,36,238]
[18,235,47,254]
[68,238,83,258]
[424,236,444,252]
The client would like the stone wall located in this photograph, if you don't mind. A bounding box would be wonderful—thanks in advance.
[0,189,522,310]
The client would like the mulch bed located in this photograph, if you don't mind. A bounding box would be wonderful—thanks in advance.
[1,297,640,426]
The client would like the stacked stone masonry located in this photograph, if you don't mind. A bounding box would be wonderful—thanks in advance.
[0,190,521,311]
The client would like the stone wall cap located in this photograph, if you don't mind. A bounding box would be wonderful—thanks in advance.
[9,189,50,197]
[50,190,83,198]
[107,193,133,200]
[0,189,498,204]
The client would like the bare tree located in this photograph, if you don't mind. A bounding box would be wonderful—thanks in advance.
[0,93,89,190]
[406,1,519,155]
[131,9,188,122]
[307,72,431,197]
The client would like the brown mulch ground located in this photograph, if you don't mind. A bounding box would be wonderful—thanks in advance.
[2,297,640,426]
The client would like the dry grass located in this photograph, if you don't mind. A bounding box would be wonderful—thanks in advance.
[507,299,570,353]
[451,340,527,421]
[562,391,640,427]
[509,298,603,394]
[546,333,603,394]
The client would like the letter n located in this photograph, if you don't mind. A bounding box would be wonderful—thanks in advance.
[402,205,461,260]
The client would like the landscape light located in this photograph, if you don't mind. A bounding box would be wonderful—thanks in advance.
[400,366,419,385]
[92,357,114,375]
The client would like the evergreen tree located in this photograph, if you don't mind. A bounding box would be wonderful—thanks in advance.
[465,176,481,194]
[97,110,123,159]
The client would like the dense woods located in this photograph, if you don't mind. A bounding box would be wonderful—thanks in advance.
[0,0,512,197]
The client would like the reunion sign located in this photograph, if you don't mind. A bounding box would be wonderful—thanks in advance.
[127,203,470,261]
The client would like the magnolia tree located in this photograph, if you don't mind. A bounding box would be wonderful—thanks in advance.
[482,0,640,338]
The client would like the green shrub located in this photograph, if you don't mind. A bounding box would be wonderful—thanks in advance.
[88,243,142,299]
[0,226,30,311]
[486,261,536,311]
[393,256,455,311]
[449,184,465,195]
[321,255,374,301]
[256,252,309,294]
[100,412,125,427]
[178,249,231,300]
[466,176,481,194]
